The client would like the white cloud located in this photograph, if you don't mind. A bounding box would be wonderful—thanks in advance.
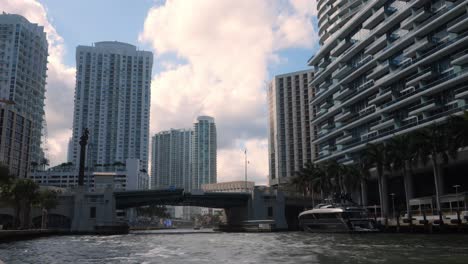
[1,0,75,165]
[140,0,317,185]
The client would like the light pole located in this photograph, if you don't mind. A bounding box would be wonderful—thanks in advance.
[390,193,396,219]
[244,149,248,193]
[453,184,461,211]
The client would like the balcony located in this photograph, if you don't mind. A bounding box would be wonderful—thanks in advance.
[332,64,353,79]
[408,100,438,115]
[454,86,468,99]
[361,130,378,141]
[311,83,341,105]
[365,34,387,55]
[359,104,376,117]
[330,39,353,57]
[363,6,385,29]
[401,7,432,30]
[367,61,390,79]
[403,37,432,57]
[448,13,468,33]
[452,49,468,66]
[333,87,353,100]
[318,57,331,68]
[334,111,353,122]
[370,118,395,130]
[369,89,392,105]
[382,69,468,113]
[336,134,353,145]
[406,68,433,87]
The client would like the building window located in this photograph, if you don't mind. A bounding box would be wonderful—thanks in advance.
[267,207,273,218]
[90,207,96,218]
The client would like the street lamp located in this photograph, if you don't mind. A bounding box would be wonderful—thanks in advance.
[453,185,461,211]
[390,193,396,219]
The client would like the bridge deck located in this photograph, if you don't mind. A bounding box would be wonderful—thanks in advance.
[114,189,250,209]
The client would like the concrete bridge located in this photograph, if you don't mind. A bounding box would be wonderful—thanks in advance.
[114,189,250,209]
[0,187,292,232]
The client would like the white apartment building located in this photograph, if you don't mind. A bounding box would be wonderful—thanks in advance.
[151,128,193,191]
[192,116,217,189]
[70,41,153,171]
[268,70,314,186]
[309,0,468,163]
[0,103,32,178]
[30,158,149,191]
[0,13,48,164]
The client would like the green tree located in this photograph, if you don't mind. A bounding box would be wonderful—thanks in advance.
[412,123,458,220]
[363,143,389,218]
[290,162,326,207]
[10,179,40,229]
[386,133,417,221]
[36,189,60,229]
[448,111,468,149]
[355,153,372,206]
[321,160,340,195]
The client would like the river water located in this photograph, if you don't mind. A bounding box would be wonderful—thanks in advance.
[1,229,468,263]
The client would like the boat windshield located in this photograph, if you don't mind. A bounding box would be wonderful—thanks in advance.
[342,211,366,219]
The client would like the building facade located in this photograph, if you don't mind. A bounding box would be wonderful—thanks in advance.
[309,0,468,163]
[151,129,193,191]
[70,41,153,171]
[30,158,149,191]
[202,181,255,193]
[192,116,217,189]
[268,69,314,186]
[0,104,32,178]
[0,13,48,164]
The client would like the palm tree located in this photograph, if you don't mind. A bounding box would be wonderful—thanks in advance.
[321,160,340,195]
[363,143,389,218]
[355,153,371,206]
[10,179,40,229]
[291,162,324,206]
[40,158,49,171]
[37,189,60,229]
[448,111,468,150]
[386,133,417,221]
[412,123,459,220]
[340,164,361,198]
[30,161,39,172]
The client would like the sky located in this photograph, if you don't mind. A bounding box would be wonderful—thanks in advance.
[1,0,319,185]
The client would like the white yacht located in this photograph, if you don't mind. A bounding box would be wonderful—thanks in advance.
[298,204,378,233]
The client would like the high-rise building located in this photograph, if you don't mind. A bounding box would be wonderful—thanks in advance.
[192,116,217,189]
[0,103,32,177]
[70,41,153,171]
[67,137,73,163]
[267,69,314,186]
[309,0,468,213]
[309,0,468,164]
[151,128,193,191]
[0,13,48,164]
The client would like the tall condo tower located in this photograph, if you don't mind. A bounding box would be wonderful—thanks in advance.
[267,69,314,186]
[151,129,193,191]
[192,116,217,189]
[0,14,48,165]
[70,41,153,171]
[310,0,468,214]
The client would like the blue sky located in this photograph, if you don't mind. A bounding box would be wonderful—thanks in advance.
[6,0,320,184]
[40,0,318,78]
